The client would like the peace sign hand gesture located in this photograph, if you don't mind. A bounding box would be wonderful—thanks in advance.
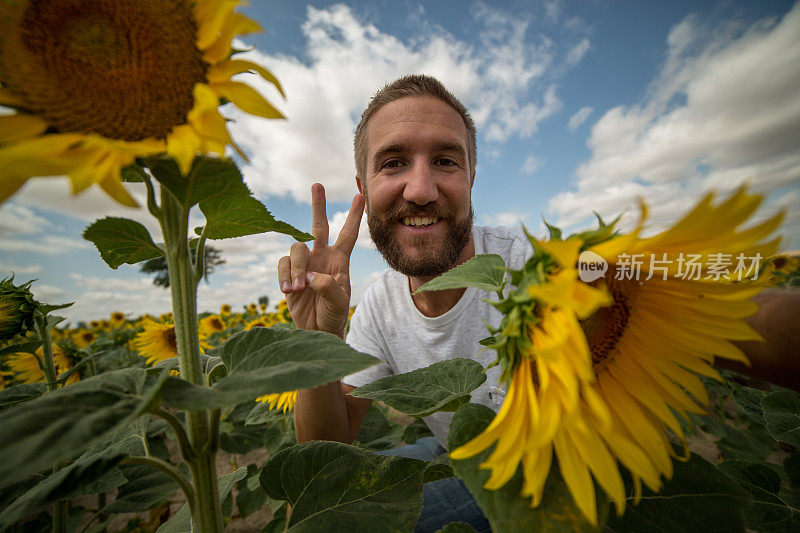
[278,183,365,339]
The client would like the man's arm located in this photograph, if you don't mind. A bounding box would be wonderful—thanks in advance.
[721,289,800,391]
[294,383,373,444]
[277,184,369,442]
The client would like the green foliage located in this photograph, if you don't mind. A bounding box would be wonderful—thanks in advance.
[350,358,487,418]
[448,403,597,533]
[159,328,379,410]
[604,455,751,532]
[415,254,507,294]
[235,464,268,518]
[83,217,164,269]
[156,467,247,533]
[259,440,427,532]
[717,460,800,531]
[196,194,313,242]
[103,464,179,513]
[0,368,162,486]
[762,390,800,447]
[145,156,251,208]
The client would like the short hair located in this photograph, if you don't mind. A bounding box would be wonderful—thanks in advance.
[354,74,477,181]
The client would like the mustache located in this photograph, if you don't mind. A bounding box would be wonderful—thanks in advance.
[383,202,456,220]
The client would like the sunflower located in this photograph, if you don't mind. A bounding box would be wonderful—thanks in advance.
[246,303,258,314]
[256,390,297,413]
[199,314,226,337]
[6,343,79,385]
[244,316,277,330]
[71,329,97,349]
[450,187,783,525]
[0,0,284,206]
[134,319,178,364]
[110,311,126,328]
[220,304,232,316]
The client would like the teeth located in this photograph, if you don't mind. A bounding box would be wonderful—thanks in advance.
[402,216,439,227]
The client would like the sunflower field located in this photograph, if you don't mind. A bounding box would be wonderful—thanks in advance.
[2,0,800,532]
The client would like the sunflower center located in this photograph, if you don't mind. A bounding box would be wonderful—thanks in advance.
[582,277,639,368]
[2,0,207,141]
[164,327,177,351]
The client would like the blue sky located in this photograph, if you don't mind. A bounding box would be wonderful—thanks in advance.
[1,0,798,323]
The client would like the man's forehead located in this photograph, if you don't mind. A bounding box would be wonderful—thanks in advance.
[365,96,469,155]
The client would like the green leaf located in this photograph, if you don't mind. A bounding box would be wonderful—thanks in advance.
[403,418,435,445]
[448,403,596,533]
[717,460,798,531]
[0,383,47,409]
[605,455,751,532]
[353,403,405,451]
[236,464,267,518]
[213,327,379,400]
[762,390,800,447]
[102,463,179,513]
[259,441,426,532]
[83,217,163,269]
[0,340,43,357]
[423,453,454,483]
[244,400,290,426]
[731,383,767,424]
[121,163,145,182]
[350,359,486,418]
[0,368,159,487]
[0,450,127,529]
[146,155,250,207]
[197,195,313,241]
[157,466,247,533]
[415,254,507,294]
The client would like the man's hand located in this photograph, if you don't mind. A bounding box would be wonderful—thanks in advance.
[278,183,365,338]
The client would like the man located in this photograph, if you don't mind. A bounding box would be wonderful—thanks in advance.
[278,74,800,532]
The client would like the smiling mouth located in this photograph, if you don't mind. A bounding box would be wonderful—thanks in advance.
[401,216,440,228]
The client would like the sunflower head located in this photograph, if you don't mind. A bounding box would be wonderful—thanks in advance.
[220,304,232,316]
[0,0,284,206]
[71,329,97,349]
[256,390,297,413]
[0,276,37,342]
[134,319,178,365]
[110,311,126,328]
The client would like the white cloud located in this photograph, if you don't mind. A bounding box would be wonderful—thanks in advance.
[0,262,42,275]
[30,283,67,302]
[480,211,530,227]
[226,3,579,204]
[0,204,51,236]
[566,38,590,65]
[520,155,544,175]
[549,5,800,247]
[567,106,594,132]
[329,209,373,250]
[0,234,90,254]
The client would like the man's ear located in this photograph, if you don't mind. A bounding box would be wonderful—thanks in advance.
[355,175,365,196]
[470,169,476,188]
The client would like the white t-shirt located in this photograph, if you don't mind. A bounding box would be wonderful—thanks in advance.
[344,225,533,448]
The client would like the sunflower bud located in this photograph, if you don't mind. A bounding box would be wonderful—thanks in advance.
[0,276,37,342]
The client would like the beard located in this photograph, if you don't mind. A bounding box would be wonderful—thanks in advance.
[367,200,474,278]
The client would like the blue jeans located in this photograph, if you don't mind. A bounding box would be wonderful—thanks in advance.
[376,437,491,533]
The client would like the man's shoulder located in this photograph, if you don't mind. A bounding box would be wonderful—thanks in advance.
[474,225,531,267]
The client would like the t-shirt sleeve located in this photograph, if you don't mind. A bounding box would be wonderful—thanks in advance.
[342,293,393,387]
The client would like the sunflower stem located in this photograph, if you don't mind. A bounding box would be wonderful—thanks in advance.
[194,227,208,285]
[143,172,163,218]
[33,314,69,533]
[152,407,196,462]
[157,185,223,532]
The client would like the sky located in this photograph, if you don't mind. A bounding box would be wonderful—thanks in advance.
[1,0,799,324]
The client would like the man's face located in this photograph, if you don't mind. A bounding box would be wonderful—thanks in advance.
[359,96,474,278]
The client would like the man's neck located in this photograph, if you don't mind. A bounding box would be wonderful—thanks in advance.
[408,236,475,318]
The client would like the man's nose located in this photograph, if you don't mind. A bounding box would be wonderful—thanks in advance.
[402,159,438,205]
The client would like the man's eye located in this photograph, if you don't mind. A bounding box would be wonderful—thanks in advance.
[382,159,403,169]
[436,158,457,167]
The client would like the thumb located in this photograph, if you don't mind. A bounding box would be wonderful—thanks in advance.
[306,271,348,311]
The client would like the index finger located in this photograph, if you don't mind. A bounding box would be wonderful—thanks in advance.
[333,193,365,255]
[311,183,329,249]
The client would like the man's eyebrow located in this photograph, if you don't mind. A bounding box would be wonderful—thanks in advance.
[371,141,467,167]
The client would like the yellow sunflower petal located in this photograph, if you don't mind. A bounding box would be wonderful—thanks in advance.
[208,59,285,98]
[210,81,285,119]
[0,114,48,143]
[554,430,597,525]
